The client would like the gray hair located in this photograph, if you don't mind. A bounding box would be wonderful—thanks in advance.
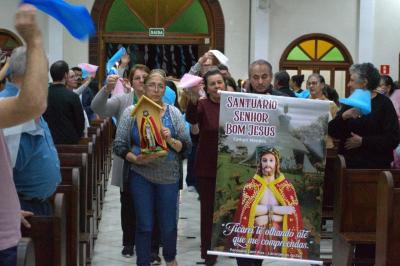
[249,59,273,76]
[307,73,325,84]
[10,46,27,77]
[349,63,380,91]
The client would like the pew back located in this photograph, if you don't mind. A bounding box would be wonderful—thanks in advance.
[21,193,66,266]
[58,153,88,234]
[58,167,80,266]
[376,171,400,266]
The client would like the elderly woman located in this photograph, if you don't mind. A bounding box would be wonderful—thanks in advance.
[186,69,228,265]
[114,70,191,266]
[328,63,400,169]
[307,74,338,121]
[91,64,149,257]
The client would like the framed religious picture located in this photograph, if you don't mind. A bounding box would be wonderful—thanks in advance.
[131,95,168,157]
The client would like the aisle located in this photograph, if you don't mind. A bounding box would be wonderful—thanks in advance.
[91,169,330,265]
[91,180,240,265]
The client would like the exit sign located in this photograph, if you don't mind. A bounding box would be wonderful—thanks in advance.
[149,28,165,37]
[380,64,390,75]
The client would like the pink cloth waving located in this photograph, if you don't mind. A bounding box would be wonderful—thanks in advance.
[390,90,400,168]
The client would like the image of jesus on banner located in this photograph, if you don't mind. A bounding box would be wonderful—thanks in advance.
[226,147,308,259]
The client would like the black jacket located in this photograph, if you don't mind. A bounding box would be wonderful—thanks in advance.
[43,83,85,144]
[247,84,288,96]
[277,86,296,97]
[328,93,400,168]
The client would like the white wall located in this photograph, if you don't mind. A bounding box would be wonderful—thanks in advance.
[250,0,271,64]
[373,0,400,80]
[268,0,358,73]
[62,0,95,67]
[0,0,49,53]
[213,0,251,80]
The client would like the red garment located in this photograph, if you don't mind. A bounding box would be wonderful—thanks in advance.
[139,115,167,150]
[186,98,220,179]
[198,178,217,260]
[226,174,307,259]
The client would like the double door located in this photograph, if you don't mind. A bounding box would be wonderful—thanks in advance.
[285,68,348,98]
[105,43,209,78]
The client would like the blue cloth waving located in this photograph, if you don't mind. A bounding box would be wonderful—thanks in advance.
[21,0,95,40]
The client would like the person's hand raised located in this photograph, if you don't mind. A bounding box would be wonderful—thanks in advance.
[198,51,214,65]
[122,78,132,93]
[185,84,203,104]
[15,4,41,46]
[105,75,119,93]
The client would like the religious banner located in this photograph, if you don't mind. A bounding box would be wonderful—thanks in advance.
[209,91,331,265]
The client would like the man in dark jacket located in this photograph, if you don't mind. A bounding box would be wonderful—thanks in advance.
[247,59,287,96]
[274,70,296,97]
[44,60,85,144]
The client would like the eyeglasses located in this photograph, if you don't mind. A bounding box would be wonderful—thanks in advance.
[307,81,319,86]
[146,83,164,91]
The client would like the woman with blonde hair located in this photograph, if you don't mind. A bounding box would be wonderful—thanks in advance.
[91,64,150,257]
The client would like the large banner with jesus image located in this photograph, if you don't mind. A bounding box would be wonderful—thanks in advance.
[208,91,331,264]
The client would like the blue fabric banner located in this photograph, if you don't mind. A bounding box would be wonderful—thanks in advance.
[21,0,95,40]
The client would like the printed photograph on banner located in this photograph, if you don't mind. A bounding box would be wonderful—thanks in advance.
[210,91,331,262]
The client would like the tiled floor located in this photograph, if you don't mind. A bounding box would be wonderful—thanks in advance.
[91,165,331,266]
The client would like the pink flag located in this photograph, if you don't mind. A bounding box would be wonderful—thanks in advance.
[179,73,203,89]
[78,63,98,76]
[111,78,125,97]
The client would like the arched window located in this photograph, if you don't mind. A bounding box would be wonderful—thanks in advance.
[0,29,22,55]
[280,34,353,97]
[90,0,224,80]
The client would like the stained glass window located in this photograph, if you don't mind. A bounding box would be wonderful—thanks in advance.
[280,34,353,97]
[286,39,345,62]
[105,0,208,33]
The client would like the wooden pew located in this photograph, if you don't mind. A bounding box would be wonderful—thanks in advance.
[58,167,80,266]
[375,171,400,266]
[21,193,66,266]
[86,127,105,210]
[92,118,112,179]
[17,238,35,266]
[321,147,338,239]
[332,155,400,265]
[91,119,110,179]
[79,134,101,223]
[58,153,88,235]
[58,153,93,263]
[57,143,97,238]
[88,125,105,182]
